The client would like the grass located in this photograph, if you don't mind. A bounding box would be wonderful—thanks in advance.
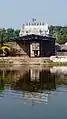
[41,60,67,66]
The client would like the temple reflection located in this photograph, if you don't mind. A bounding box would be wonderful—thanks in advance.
[0,67,56,104]
[11,68,56,104]
[0,66,67,104]
[11,68,56,92]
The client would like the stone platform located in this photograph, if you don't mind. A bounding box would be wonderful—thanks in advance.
[0,56,50,65]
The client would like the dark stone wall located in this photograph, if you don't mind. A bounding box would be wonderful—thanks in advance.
[16,41,30,56]
[40,39,55,57]
[13,35,55,57]
[15,39,55,57]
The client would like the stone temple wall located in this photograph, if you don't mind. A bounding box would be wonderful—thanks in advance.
[11,41,29,56]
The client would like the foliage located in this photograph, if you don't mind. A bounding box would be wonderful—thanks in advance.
[0,26,67,44]
[49,25,67,44]
[0,28,20,45]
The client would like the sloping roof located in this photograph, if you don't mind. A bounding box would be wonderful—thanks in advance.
[61,44,67,51]
[55,43,61,51]
[19,34,55,41]
[55,43,67,52]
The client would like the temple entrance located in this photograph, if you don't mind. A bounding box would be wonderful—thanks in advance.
[34,50,39,57]
[30,43,40,57]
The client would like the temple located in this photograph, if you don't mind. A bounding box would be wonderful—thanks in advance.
[15,21,55,57]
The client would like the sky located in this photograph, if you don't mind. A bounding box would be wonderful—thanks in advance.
[0,0,67,28]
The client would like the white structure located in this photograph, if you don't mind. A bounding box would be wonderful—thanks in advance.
[30,43,40,57]
[23,92,49,104]
[30,69,40,81]
[19,22,49,37]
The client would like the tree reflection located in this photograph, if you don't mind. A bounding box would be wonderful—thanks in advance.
[0,66,67,104]
[11,69,56,92]
[0,67,67,92]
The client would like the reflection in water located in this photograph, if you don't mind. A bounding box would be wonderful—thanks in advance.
[11,69,56,92]
[0,66,67,104]
[11,68,56,104]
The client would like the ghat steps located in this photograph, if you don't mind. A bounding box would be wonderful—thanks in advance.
[0,56,50,65]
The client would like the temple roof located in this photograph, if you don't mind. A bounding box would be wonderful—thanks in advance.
[19,34,55,41]
[19,22,49,37]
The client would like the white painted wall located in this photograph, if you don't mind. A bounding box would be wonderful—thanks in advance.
[19,23,49,37]
[30,43,40,57]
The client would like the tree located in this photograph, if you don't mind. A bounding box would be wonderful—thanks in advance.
[0,28,20,44]
[49,25,67,44]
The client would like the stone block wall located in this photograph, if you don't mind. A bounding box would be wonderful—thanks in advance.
[11,41,29,56]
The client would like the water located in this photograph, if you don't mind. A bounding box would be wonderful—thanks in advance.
[0,65,67,119]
